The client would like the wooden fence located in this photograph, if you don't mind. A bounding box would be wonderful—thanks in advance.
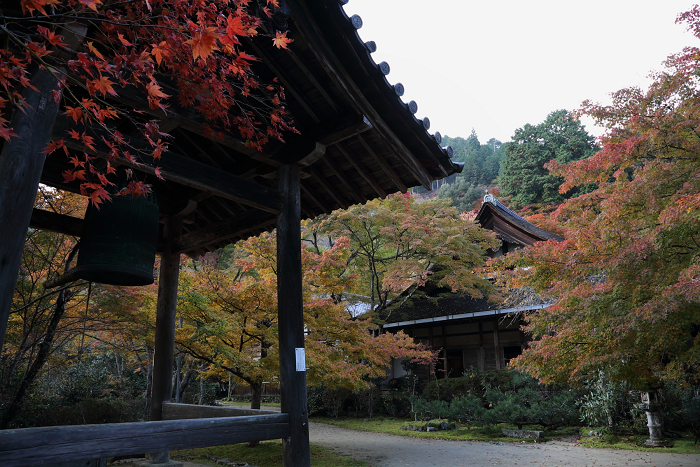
[0,403,288,467]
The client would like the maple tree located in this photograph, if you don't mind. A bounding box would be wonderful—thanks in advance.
[493,9,700,393]
[1,0,295,204]
[176,230,433,409]
[311,192,500,321]
[0,188,153,426]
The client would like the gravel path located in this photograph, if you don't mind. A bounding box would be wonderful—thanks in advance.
[309,422,700,467]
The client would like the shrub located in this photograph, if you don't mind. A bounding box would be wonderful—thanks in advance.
[484,386,578,429]
[321,387,352,419]
[577,372,642,430]
[422,369,534,403]
[412,398,450,420]
[307,385,325,416]
[355,386,381,418]
[422,375,481,402]
[446,394,485,423]
[381,392,411,417]
[680,390,700,443]
[416,370,579,429]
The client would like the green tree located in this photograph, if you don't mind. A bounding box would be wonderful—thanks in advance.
[500,110,598,210]
[437,177,484,213]
[483,138,504,184]
[438,133,504,210]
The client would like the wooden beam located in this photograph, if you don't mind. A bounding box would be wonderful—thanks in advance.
[0,68,62,350]
[30,209,84,237]
[276,165,311,467]
[111,84,273,162]
[150,216,182,463]
[321,157,367,205]
[53,117,283,214]
[263,114,371,171]
[173,210,277,254]
[274,141,326,168]
[356,134,407,192]
[301,184,330,213]
[0,414,289,467]
[318,115,373,146]
[244,39,321,123]
[308,166,349,210]
[335,143,387,198]
[162,402,277,419]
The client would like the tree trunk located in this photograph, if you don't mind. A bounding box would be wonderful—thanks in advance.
[250,381,262,410]
[246,380,263,447]
[0,286,69,428]
[143,346,153,421]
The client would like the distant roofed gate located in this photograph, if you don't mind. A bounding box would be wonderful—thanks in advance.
[0,1,461,466]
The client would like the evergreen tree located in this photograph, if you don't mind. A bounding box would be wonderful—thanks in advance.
[437,177,484,213]
[500,110,598,210]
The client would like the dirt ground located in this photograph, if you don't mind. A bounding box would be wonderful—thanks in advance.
[109,422,700,467]
[307,422,700,467]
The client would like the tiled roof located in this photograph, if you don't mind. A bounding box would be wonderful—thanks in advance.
[476,198,564,245]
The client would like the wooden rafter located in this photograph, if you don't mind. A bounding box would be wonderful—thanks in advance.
[321,157,367,205]
[244,39,321,123]
[335,142,387,198]
[53,117,283,214]
[356,133,407,192]
[286,48,341,114]
[308,165,349,210]
[301,184,329,213]
[173,210,277,254]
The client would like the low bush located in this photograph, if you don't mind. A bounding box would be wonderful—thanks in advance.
[9,396,145,428]
[415,370,579,429]
[421,369,533,403]
[577,372,643,430]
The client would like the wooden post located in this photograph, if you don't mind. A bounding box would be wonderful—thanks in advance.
[0,68,61,350]
[493,324,501,370]
[149,216,183,465]
[277,164,310,467]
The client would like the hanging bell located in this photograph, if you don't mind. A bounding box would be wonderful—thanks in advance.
[73,182,160,286]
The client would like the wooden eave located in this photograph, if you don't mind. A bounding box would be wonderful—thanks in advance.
[475,200,564,246]
[26,0,460,258]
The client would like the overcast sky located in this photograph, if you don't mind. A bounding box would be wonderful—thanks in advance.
[341,1,697,143]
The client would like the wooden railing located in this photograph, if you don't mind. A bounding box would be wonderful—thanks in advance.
[0,404,289,467]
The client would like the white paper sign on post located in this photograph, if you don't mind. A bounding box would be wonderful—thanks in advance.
[295,348,306,372]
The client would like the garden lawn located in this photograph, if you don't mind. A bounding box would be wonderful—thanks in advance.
[174,440,367,467]
[311,417,579,443]
[578,428,700,455]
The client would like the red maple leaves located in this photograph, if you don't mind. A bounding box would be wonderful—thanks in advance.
[2,0,295,204]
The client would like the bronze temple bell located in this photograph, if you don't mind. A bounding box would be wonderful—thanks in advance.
[73,184,160,286]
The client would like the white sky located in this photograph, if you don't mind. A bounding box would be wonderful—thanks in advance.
[342,1,697,143]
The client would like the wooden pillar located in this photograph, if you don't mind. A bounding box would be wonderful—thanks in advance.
[478,322,485,372]
[277,165,310,467]
[149,216,182,464]
[0,68,61,350]
[493,323,501,370]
